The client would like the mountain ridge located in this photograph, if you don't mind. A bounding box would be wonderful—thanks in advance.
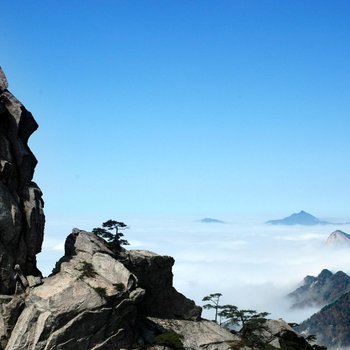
[287,269,350,309]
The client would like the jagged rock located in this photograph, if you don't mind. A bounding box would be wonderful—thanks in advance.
[125,250,201,320]
[0,295,25,348]
[0,69,8,92]
[0,67,45,294]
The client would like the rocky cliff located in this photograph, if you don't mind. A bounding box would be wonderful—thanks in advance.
[0,67,45,294]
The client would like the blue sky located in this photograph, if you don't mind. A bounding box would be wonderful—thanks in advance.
[2,1,350,225]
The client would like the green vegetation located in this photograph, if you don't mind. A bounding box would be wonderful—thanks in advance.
[114,283,125,292]
[305,334,317,343]
[93,286,107,298]
[92,219,129,250]
[154,332,184,348]
[203,293,327,350]
[219,305,270,329]
[78,261,96,278]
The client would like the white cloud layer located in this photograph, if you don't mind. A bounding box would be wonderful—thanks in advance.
[37,216,350,323]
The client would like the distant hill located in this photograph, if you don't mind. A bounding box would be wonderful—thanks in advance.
[297,291,350,348]
[287,269,350,309]
[326,230,350,246]
[266,210,331,225]
[199,218,225,224]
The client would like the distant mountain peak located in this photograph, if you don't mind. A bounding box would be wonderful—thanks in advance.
[317,269,333,281]
[326,230,350,246]
[199,218,225,224]
[266,210,330,226]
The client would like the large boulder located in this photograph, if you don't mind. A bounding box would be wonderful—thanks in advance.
[125,250,202,320]
[259,319,316,349]
[0,67,45,294]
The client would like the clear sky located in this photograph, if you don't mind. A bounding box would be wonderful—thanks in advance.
[2,1,350,224]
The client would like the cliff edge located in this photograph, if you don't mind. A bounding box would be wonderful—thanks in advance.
[0,67,45,294]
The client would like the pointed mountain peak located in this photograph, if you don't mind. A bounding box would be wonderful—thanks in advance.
[267,211,329,226]
[317,269,333,280]
[330,230,350,236]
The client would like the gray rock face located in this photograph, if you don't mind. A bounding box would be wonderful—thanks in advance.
[145,317,240,350]
[0,295,24,349]
[125,250,202,320]
[258,320,315,349]
[0,67,45,294]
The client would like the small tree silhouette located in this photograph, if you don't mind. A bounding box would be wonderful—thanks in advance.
[92,219,129,250]
[202,293,222,323]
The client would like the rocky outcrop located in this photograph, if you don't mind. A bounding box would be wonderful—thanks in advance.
[287,269,350,309]
[257,320,322,349]
[124,250,201,320]
[0,67,45,294]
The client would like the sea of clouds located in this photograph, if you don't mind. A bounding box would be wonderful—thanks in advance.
[37,215,350,323]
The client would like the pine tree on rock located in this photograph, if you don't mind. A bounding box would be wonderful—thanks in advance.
[92,219,129,250]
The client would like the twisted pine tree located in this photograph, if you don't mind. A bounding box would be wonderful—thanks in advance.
[202,293,222,323]
[92,219,129,250]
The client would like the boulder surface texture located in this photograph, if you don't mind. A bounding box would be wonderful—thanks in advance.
[0,67,45,294]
